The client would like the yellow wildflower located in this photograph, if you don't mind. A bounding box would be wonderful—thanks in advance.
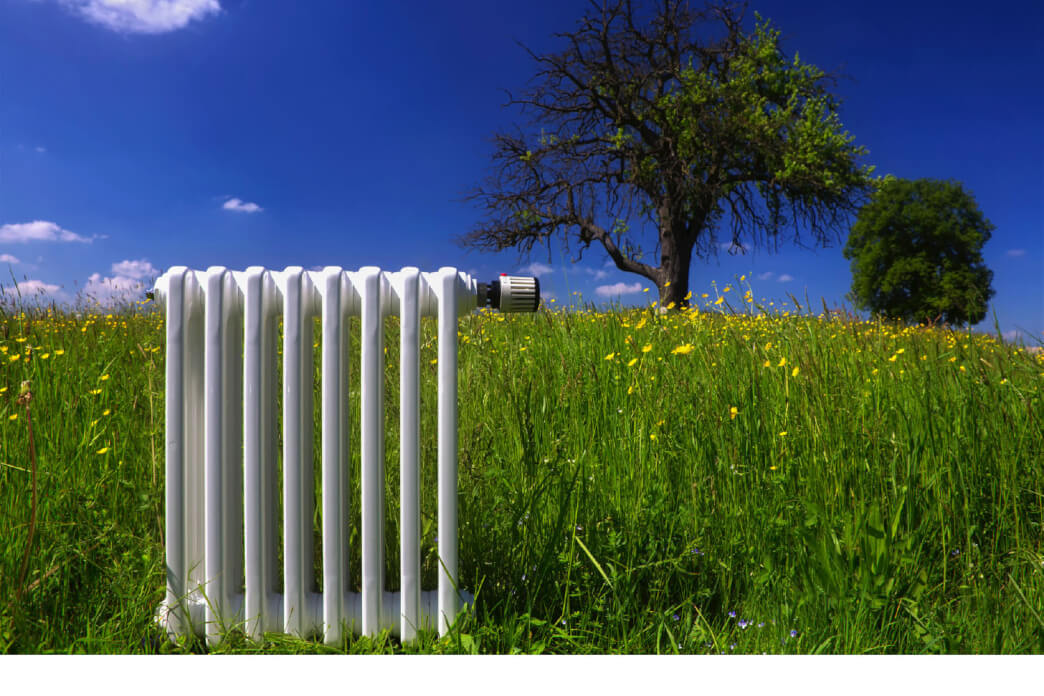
[671,344,695,355]
[8,413,17,421]
[714,296,724,306]
[604,352,616,361]
[96,446,110,455]
[627,358,638,367]
[641,344,652,353]
[100,374,110,381]
[56,349,65,356]
[729,406,739,420]
[89,388,102,395]
[763,360,771,368]
[791,366,799,377]
[779,431,788,437]
[777,356,786,367]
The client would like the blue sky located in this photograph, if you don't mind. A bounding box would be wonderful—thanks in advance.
[1,0,1041,342]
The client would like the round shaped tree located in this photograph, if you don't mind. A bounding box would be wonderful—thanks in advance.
[843,176,995,326]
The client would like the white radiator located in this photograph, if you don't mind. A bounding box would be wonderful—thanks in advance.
[152,266,537,646]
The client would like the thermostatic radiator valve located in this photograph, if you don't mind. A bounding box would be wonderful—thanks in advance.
[477,274,540,313]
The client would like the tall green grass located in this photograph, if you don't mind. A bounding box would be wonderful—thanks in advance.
[1,283,1042,654]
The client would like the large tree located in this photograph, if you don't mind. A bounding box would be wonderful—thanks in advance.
[461,0,877,308]
[843,176,996,326]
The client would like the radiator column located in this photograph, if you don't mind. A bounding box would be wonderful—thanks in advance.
[436,267,460,635]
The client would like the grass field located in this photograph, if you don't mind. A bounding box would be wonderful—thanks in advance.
[1,278,1042,654]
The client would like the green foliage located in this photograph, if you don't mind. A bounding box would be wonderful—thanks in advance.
[844,177,996,325]
[662,13,873,200]
[1,284,1042,653]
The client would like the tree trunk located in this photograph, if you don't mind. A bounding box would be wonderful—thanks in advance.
[657,214,695,310]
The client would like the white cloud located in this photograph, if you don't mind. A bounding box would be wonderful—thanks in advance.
[58,0,221,34]
[84,259,160,303]
[223,197,263,213]
[35,146,46,153]
[595,281,644,297]
[111,258,159,280]
[0,279,62,301]
[519,262,553,277]
[579,267,609,280]
[0,220,92,244]
[776,274,794,283]
[0,254,19,264]
[1006,249,1026,258]
[756,271,774,281]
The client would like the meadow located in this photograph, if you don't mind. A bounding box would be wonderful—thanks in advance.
[1,278,1042,654]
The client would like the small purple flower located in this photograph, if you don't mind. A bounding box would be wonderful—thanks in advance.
[672,613,680,622]
[728,610,737,619]
[790,629,798,638]
[950,548,961,558]
[738,619,749,629]
[757,622,765,628]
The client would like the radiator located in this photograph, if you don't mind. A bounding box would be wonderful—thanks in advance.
[152,266,538,646]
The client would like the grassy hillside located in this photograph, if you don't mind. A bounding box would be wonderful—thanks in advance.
[1,286,1042,653]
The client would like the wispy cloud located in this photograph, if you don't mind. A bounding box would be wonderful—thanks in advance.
[0,254,19,264]
[0,221,92,244]
[57,0,221,34]
[595,281,644,297]
[519,261,553,277]
[776,274,794,283]
[35,146,46,153]
[223,197,263,213]
[581,267,609,280]
[1,278,63,302]
[1006,249,1026,258]
[84,258,160,303]
[756,271,774,281]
